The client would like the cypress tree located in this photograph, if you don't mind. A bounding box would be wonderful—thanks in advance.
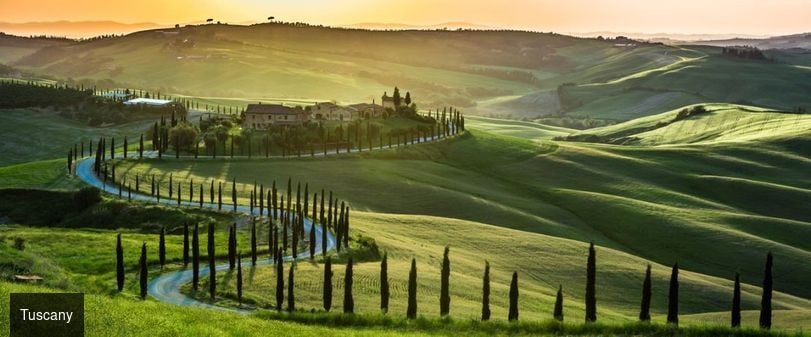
[236,254,243,306]
[210,180,214,204]
[232,178,237,212]
[208,223,216,300]
[199,183,203,208]
[440,246,451,316]
[182,224,189,266]
[228,224,236,270]
[585,242,597,322]
[343,207,350,248]
[508,272,519,321]
[158,226,166,270]
[732,272,741,328]
[667,263,679,326]
[192,223,200,291]
[323,256,333,311]
[380,253,389,313]
[139,243,148,299]
[640,264,652,322]
[481,261,490,321]
[407,258,417,319]
[344,257,354,314]
[218,182,222,210]
[123,136,128,159]
[251,219,257,265]
[275,249,284,311]
[116,234,124,291]
[554,285,564,322]
[309,219,316,260]
[760,252,773,330]
[287,262,295,311]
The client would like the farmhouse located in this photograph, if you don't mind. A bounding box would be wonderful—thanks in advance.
[243,103,308,129]
[349,102,384,118]
[123,98,173,107]
[310,102,359,121]
[381,92,398,111]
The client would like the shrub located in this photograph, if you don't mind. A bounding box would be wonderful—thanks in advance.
[73,187,102,210]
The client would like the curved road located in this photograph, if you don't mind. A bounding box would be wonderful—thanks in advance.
[76,157,337,313]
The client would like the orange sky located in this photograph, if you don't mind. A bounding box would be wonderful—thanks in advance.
[1,0,809,35]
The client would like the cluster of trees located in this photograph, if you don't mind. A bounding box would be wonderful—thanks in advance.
[0,81,93,109]
[721,46,767,61]
[117,235,777,330]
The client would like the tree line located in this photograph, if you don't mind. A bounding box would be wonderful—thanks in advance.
[117,239,778,330]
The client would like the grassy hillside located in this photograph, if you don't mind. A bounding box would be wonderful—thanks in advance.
[111,126,811,303]
[557,46,811,120]
[0,108,152,167]
[563,104,811,145]
[8,24,703,119]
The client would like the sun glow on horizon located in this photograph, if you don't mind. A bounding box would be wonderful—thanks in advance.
[0,0,809,36]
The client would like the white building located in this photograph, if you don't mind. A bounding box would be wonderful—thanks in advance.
[123,98,173,107]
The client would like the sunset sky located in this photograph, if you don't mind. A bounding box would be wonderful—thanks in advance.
[1,0,809,36]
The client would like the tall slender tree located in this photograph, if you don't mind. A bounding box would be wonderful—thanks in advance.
[236,254,243,306]
[344,257,354,314]
[407,258,417,319]
[732,272,741,328]
[640,264,652,322]
[192,223,200,291]
[323,256,333,312]
[228,224,236,270]
[139,243,148,299]
[288,262,296,311]
[251,219,257,265]
[116,234,124,291]
[667,263,679,326]
[508,272,519,321]
[380,253,389,313]
[585,242,597,322]
[440,246,451,316]
[760,252,773,330]
[158,226,166,270]
[183,223,190,267]
[481,261,490,321]
[208,223,216,300]
[544,283,561,322]
[275,248,284,311]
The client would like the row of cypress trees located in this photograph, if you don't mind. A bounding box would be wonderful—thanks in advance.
[117,234,776,330]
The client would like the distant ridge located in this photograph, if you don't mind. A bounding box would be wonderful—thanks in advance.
[341,21,492,31]
[0,20,162,38]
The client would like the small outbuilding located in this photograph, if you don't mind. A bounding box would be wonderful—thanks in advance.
[123,98,173,107]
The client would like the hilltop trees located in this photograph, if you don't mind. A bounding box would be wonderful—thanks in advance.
[407,258,417,319]
[640,264,652,322]
[667,264,679,326]
[323,256,333,312]
[508,272,519,321]
[585,242,597,322]
[760,252,773,330]
[440,246,451,316]
[116,234,124,292]
[481,261,490,321]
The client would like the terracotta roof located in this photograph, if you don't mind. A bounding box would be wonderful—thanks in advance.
[245,103,302,115]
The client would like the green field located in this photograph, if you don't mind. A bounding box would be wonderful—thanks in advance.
[564,104,811,146]
[106,118,811,326]
[0,108,152,167]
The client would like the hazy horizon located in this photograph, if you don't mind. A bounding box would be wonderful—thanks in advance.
[1,0,810,37]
